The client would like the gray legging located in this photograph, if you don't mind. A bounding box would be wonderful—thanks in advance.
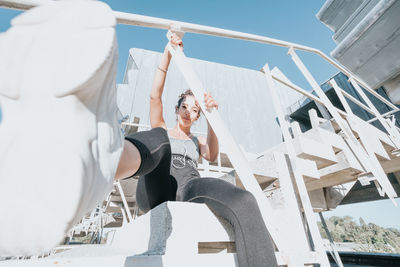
[125,127,278,267]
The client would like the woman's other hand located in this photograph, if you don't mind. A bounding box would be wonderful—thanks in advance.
[204,92,218,111]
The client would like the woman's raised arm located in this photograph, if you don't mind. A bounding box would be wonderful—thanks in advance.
[150,33,182,129]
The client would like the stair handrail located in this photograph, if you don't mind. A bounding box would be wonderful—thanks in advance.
[1,0,398,113]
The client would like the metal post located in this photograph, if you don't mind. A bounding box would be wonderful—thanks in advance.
[289,48,398,204]
[330,79,395,195]
[217,152,222,174]
[263,64,331,266]
[349,77,400,148]
[115,181,133,223]
[329,79,353,115]
[133,202,139,219]
[319,212,344,267]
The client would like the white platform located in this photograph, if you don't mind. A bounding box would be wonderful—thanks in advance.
[2,202,241,267]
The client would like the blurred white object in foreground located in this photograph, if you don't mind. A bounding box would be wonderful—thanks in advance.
[0,0,123,256]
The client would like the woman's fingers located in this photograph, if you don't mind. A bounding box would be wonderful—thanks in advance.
[170,33,183,47]
[204,92,218,110]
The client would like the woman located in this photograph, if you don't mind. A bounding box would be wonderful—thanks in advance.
[114,34,278,267]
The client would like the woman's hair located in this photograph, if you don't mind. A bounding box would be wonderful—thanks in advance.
[175,89,200,118]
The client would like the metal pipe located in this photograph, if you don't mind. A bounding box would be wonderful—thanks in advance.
[264,63,331,266]
[350,78,400,147]
[271,74,348,118]
[368,109,400,123]
[1,0,398,109]
[348,77,399,111]
[330,79,354,115]
[319,212,344,267]
[0,0,44,10]
[115,11,318,52]
[122,121,206,136]
[289,48,398,202]
[2,0,398,127]
[271,75,324,105]
[115,181,133,223]
[0,0,317,52]
[340,89,375,115]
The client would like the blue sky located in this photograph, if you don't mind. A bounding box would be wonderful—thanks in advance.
[323,198,400,229]
[1,1,399,229]
[0,0,338,87]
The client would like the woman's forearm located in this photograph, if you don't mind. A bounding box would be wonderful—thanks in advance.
[150,47,171,99]
[207,121,219,162]
[150,34,182,129]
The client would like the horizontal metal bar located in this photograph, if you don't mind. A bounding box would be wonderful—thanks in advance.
[122,122,206,136]
[121,122,151,129]
[115,12,319,52]
[367,109,400,123]
[0,0,40,9]
[1,0,398,112]
[348,76,400,111]
[271,75,324,106]
[271,74,348,118]
[0,0,317,52]
[274,75,400,131]
[339,88,375,116]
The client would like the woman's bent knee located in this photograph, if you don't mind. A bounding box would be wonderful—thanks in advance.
[232,189,258,211]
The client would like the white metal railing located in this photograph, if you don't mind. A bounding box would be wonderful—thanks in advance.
[1,0,398,112]
[2,0,399,136]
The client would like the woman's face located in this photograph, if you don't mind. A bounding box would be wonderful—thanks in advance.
[177,96,200,127]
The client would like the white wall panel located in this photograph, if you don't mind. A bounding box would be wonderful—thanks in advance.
[118,48,304,153]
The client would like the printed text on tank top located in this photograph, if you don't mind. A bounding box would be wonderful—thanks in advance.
[168,130,200,168]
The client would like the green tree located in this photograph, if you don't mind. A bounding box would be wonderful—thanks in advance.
[318,215,400,254]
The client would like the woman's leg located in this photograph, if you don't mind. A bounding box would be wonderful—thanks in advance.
[114,140,141,180]
[181,178,277,267]
[124,127,177,213]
